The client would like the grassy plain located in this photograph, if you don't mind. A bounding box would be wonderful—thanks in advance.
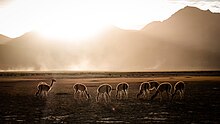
[0,71,219,123]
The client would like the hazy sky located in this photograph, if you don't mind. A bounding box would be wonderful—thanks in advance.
[0,0,219,39]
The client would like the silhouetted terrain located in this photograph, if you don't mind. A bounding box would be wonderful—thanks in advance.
[0,6,220,71]
[0,34,11,44]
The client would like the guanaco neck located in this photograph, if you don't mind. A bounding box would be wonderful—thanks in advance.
[50,80,54,87]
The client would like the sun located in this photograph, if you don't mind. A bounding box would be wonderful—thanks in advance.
[36,19,107,41]
[28,0,176,42]
[34,10,108,41]
[29,0,110,42]
[1,0,180,39]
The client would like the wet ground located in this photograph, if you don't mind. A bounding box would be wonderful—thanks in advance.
[0,76,220,123]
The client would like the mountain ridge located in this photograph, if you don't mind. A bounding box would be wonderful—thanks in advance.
[0,6,220,71]
[0,34,11,44]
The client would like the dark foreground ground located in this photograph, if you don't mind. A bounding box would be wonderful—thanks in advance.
[0,72,220,123]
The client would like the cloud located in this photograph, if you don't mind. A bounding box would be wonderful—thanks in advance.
[169,0,220,12]
[0,0,12,4]
[170,0,220,2]
[0,0,13,8]
[212,5,220,8]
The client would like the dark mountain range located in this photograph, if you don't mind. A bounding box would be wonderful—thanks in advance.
[0,6,220,71]
[142,6,220,53]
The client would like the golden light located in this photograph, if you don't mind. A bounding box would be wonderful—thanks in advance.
[33,1,110,42]
[35,17,108,41]
[0,0,182,40]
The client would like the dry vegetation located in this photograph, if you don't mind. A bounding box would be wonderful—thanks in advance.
[0,71,220,123]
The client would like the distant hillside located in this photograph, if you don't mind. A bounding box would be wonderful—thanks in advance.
[142,6,220,53]
[141,6,220,70]
[0,6,220,71]
[0,34,11,44]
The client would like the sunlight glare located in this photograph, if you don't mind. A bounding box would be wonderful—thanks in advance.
[35,18,107,41]
[0,0,183,39]
[33,1,109,41]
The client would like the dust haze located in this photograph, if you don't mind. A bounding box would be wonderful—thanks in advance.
[0,6,220,71]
